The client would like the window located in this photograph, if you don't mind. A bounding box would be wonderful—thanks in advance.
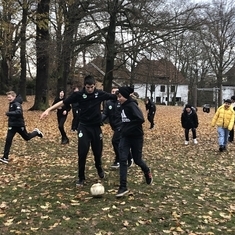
[160,85,165,92]
[155,97,161,102]
[171,85,175,92]
[176,97,181,102]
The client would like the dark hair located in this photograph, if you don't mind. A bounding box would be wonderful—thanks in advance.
[84,75,95,85]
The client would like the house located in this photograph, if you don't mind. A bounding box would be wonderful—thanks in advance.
[132,58,188,105]
[75,57,189,105]
[79,56,130,87]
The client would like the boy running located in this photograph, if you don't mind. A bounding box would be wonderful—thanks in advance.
[0,91,43,164]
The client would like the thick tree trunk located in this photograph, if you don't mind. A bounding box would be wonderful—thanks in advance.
[30,0,50,110]
[0,59,9,94]
[103,0,118,92]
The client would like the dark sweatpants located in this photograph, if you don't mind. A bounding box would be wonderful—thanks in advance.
[119,136,149,189]
[77,124,103,180]
[147,111,155,128]
[3,126,38,159]
[57,113,68,141]
[112,130,132,163]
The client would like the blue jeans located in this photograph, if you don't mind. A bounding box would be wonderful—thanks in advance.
[217,126,229,146]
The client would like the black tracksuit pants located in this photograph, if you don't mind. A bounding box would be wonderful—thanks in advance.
[71,109,79,131]
[3,126,38,159]
[57,113,68,141]
[112,129,132,163]
[119,136,149,189]
[77,124,103,180]
[147,111,155,128]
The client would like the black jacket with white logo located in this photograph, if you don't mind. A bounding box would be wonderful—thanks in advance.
[63,88,117,126]
[6,94,25,127]
[102,99,122,131]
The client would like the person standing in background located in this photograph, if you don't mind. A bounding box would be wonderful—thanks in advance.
[181,104,199,145]
[52,90,71,144]
[145,97,156,129]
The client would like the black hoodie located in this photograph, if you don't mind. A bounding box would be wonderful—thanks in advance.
[6,94,25,127]
[120,97,144,137]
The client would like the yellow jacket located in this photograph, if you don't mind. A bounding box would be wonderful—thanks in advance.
[211,105,235,130]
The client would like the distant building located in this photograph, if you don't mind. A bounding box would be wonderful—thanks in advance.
[132,58,188,105]
[78,57,189,105]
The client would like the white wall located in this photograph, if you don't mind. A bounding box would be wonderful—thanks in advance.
[222,86,235,100]
[134,83,188,105]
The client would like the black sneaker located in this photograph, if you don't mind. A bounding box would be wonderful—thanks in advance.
[0,157,8,164]
[116,187,129,198]
[219,145,224,152]
[110,162,120,169]
[97,168,105,179]
[76,179,85,187]
[34,128,44,138]
[128,158,133,167]
[144,171,153,185]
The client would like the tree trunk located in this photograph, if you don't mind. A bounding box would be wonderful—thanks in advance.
[103,0,118,92]
[0,59,9,94]
[30,0,50,110]
[18,1,28,101]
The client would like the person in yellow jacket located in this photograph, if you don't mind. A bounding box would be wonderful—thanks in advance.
[211,99,235,152]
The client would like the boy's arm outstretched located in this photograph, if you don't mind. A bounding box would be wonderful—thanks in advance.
[40,100,64,119]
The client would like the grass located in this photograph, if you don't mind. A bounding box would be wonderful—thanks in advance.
[0,96,235,234]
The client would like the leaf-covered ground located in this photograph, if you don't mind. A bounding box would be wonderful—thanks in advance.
[1,96,235,235]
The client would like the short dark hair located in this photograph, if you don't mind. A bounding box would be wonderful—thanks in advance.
[84,75,95,85]
[6,91,16,97]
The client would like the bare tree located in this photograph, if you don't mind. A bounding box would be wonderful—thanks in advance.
[200,0,235,105]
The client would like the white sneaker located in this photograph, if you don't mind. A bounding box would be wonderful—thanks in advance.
[185,141,189,145]
[193,139,198,144]
[34,128,44,138]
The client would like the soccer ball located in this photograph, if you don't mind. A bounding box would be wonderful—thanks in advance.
[90,183,105,197]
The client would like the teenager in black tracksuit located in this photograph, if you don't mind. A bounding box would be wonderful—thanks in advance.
[102,87,133,168]
[115,87,153,198]
[181,104,199,145]
[145,97,156,129]
[52,90,71,144]
[40,75,117,186]
[0,91,43,164]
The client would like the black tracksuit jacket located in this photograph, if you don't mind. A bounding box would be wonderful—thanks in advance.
[6,95,25,127]
[63,88,117,125]
[102,99,122,131]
